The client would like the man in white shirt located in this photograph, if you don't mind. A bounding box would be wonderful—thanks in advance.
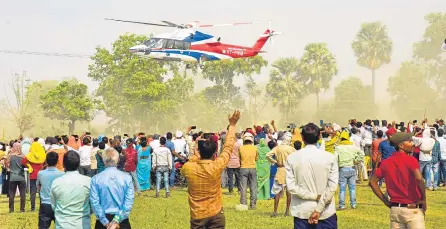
[173,131,189,158]
[152,137,173,198]
[78,138,94,177]
[286,123,339,228]
[150,134,161,150]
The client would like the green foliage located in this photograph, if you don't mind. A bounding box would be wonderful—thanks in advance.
[388,61,444,120]
[40,78,96,134]
[352,21,393,103]
[299,43,338,110]
[202,56,268,86]
[352,22,393,70]
[88,34,172,133]
[266,57,305,122]
[4,72,34,135]
[319,77,376,122]
[413,12,446,94]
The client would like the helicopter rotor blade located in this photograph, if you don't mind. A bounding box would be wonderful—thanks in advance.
[104,18,173,27]
[160,20,184,28]
[196,22,260,28]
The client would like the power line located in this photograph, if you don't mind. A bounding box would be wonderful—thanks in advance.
[0,50,92,58]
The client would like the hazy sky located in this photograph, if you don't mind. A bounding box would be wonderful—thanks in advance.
[1,0,445,102]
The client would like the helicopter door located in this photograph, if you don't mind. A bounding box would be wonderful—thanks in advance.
[184,42,191,56]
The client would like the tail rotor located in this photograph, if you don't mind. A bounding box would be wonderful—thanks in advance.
[267,21,282,45]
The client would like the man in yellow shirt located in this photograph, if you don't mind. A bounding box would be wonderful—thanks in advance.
[181,111,240,229]
[238,132,258,209]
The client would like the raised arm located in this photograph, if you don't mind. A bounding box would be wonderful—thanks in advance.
[214,111,241,172]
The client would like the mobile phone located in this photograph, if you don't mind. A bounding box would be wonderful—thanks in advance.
[191,126,197,130]
[86,132,91,135]
[319,120,324,126]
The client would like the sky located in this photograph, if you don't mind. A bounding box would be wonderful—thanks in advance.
[0,0,445,103]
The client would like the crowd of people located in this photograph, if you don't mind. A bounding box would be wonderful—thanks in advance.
[0,112,439,228]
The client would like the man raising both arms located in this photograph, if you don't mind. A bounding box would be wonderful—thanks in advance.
[181,111,240,229]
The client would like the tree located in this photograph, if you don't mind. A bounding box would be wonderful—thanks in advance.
[266,57,306,122]
[4,71,34,135]
[413,12,446,94]
[352,22,393,103]
[40,79,97,134]
[387,61,443,120]
[88,34,171,132]
[299,43,338,111]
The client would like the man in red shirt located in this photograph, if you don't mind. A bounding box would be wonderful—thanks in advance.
[369,132,426,229]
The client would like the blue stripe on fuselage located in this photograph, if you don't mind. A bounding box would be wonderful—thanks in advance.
[183,31,214,43]
[151,50,220,61]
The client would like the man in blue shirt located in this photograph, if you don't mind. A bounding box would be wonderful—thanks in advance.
[90,147,134,229]
[36,152,64,229]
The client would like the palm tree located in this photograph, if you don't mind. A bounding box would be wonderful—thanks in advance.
[266,57,306,122]
[299,43,338,111]
[352,22,393,103]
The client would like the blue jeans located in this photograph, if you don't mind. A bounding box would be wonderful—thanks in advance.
[339,167,356,208]
[432,162,440,188]
[169,159,175,187]
[156,166,170,193]
[419,161,432,188]
[441,161,446,185]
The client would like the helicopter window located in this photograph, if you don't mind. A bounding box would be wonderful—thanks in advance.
[165,39,175,49]
[174,40,184,49]
[184,42,191,50]
[144,38,164,49]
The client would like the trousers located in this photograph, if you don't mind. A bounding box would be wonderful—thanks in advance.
[239,168,257,208]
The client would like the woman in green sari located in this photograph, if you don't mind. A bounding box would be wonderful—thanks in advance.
[256,138,271,200]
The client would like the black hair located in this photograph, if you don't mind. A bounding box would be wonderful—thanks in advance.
[356,122,363,128]
[301,123,320,144]
[62,136,69,144]
[34,137,39,142]
[433,124,439,130]
[377,130,384,138]
[243,139,253,145]
[160,137,167,145]
[365,119,372,126]
[114,145,122,154]
[46,152,59,166]
[102,136,109,144]
[198,140,217,159]
[294,141,302,150]
[63,150,80,171]
[166,132,173,140]
[268,140,276,150]
[98,142,106,150]
[438,129,444,137]
[140,137,148,147]
[351,128,358,135]
[82,137,91,145]
[192,133,199,141]
[382,120,387,127]
[92,139,99,147]
[138,132,145,136]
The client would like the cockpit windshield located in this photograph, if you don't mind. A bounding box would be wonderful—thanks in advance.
[143,38,164,49]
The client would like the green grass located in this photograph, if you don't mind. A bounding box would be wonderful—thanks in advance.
[2,184,445,229]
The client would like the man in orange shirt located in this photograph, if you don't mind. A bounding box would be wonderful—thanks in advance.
[181,111,240,229]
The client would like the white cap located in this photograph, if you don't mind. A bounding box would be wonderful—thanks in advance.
[332,123,341,132]
[176,131,183,138]
[243,133,254,142]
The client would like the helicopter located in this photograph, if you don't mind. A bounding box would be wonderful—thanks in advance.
[105,19,282,68]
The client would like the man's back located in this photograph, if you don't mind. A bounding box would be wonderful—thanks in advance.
[51,171,91,229]
[375,152,422,204]
[152,147,171,167]
[90,167,134,224]
[37,168,64,204]
[78,145,93,166]
[286,145,338,220]
[239,144,257,168]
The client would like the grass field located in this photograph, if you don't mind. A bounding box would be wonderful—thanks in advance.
[1,183,445,229]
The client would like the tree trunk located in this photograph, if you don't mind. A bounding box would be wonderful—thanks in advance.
[372,69,376,104]
[316,91,320,112]
[69,120,76,135]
